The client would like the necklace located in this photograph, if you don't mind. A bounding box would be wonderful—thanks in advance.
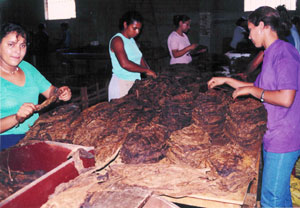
[0,66,19,75]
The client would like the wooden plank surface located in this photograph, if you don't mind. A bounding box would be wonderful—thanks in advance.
[161,177,250,207]
[163,195,242,208]
[143,195,180,208]
[163,147,262,208]
[82,184,152,208]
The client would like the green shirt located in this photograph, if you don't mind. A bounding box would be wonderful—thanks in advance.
[0,61,51,135]
[109,33,142,81]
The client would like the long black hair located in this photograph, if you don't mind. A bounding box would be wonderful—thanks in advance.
[248,6,290,40]
[119,11,143,31]
[0,23,27,43]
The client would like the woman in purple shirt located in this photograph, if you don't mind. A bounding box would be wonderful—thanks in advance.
[208,6,300,207]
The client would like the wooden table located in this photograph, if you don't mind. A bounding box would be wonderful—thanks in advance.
[60,52,110,73]
[163,148,261,208]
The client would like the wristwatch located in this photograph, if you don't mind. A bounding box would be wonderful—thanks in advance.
[260,90,265,102]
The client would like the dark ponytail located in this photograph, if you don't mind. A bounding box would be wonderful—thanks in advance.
[248,6,290,40]
[276,5,292,38]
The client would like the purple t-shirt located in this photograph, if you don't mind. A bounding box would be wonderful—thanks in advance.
[254,39,300,153]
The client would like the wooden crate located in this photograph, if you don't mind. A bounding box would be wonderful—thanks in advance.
[0,141,95,208]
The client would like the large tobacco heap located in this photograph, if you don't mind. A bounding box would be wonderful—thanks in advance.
[1,64,267,204]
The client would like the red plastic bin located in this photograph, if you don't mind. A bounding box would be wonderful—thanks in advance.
[0,141,95,208]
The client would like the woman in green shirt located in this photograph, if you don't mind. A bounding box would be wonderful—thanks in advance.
[108,11,157,101]
[0,23,72,151]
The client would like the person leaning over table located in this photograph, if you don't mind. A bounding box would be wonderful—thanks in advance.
[108,11,157,102]
[0,23,72,151]
[207,6,300,208]
[167,14,206,65]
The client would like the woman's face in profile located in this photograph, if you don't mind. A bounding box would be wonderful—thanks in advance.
[180,20,191,33]
[0,31,27,67]
[124,21,142,38]
[248,21,263,48]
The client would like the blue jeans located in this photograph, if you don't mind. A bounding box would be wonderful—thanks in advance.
[0,134,25,151]
[261,148,300,207]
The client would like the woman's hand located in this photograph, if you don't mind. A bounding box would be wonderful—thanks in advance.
[208,77,252,90]
[232,86,252,99]
[57,86,72,101]
[207,77,228,89]
[16,103,37,122]
[197,48,207,53]
[0,103,37,133]
[146,69,157,78]
[189,43,198,51]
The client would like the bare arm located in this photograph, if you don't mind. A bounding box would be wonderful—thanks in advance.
[208,77,295,107]
[234,87,295,107]
[263,89,295,107]
[207,77,253,89]
[111,36,156,78]
[244,50,264,75]
[172,43,198,58]
[41,85,72,101]
[0,103,36,133]
[140,58,147,68]
[1,86,71,133]
[140,57,157,78]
